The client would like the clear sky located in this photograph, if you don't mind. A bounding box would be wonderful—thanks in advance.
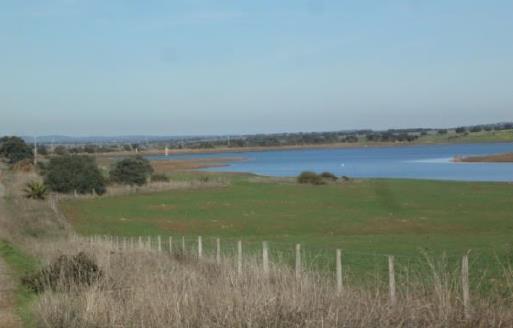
[1,1,513,136]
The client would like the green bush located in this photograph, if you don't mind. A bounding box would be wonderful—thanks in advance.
[44,155,106,195]
[320,172,338,181]
[151,173,169,182]
[23,181,48,200]
[110,156,153,186]
[0,136,33,164]
[297,171,325,185]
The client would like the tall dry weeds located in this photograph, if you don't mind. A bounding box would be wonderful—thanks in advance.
[29,238,513,328]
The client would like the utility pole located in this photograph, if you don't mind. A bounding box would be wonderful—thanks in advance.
[33,136,38,166]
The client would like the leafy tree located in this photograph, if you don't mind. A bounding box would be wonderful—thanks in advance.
[109,156,153,186]
[54,146,67,156]
[45,155,106,195]
[38,144,48,156]
[0,136,34,164]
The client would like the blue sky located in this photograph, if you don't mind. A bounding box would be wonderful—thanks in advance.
[1,0,513,136]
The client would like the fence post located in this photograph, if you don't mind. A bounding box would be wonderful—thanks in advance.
[295,244,301,280]
[388,256,397,306]
[138,236,143,249]
[147,236,152,250]
[198,236,202,259]
[216,238,221,264]
[462,252,471,320]
[182,236,186,254]
[336,249,343,294]
[157,235,162,253]
[262,241,269,275]
[168,236,173,255]
[237,240,242,275]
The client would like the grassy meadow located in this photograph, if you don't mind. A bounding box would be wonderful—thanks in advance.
[61,175,513,283]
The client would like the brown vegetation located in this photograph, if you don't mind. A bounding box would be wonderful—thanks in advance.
[26,237,513,327]
[456,152,513,163]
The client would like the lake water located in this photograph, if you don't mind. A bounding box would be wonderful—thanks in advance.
[149,143,513,182]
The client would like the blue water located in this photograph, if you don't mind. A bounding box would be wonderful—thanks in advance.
[148,143,513,182]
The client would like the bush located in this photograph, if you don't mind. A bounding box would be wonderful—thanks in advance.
[0,136,33,164]
[53,145,67,156]
[23,181,48,200]
[110,156,153,186]
[44,155,106,195]
[151,173,169,182]
[320,172,338,181]
[22,252,102,293]
[297,171,325,185]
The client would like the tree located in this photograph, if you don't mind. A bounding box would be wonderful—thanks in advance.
[109,156,153,186]
[38,145,48,156]
[0,136,34,164]
[54,146,67,156]
[45,155,106,195]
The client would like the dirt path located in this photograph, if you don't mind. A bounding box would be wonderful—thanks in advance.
[0,173,22,328]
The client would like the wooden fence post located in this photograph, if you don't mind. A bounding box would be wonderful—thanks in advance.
[138,236,143,249]
[168,236,173,255]
[157,235,162,253]
[147,236,152,250]
[262,241,269,275]
[388,256,397,306]
[182,236,186,254]
[216,238,221,264]
[462,252,471,320]
[336,249,343,294]
[198,236,202,259]
[237,240,242,275]
[295,244,301,280]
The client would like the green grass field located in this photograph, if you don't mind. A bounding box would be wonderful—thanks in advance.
[62,177,513,277]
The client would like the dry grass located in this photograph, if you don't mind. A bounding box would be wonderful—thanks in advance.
[456,152,513,163]
[26,237,513,328]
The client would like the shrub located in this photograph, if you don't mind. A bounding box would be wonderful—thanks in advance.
[22,252,102,293]
[53,145,67,156]
[0,136,33,164]
[297,171,325,185]
[44,155,106,195]
[23,181,48,200]
[320,172,338,181]
[151,173,169,182]
[110,156,153,186]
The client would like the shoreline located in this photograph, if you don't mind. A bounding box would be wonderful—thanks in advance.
[454,152,513,163]
[95,139,513,158]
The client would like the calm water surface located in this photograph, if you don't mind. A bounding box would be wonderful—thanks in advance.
[149,143,513,182]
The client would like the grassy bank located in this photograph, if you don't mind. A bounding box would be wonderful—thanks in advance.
[0,240,39,327]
